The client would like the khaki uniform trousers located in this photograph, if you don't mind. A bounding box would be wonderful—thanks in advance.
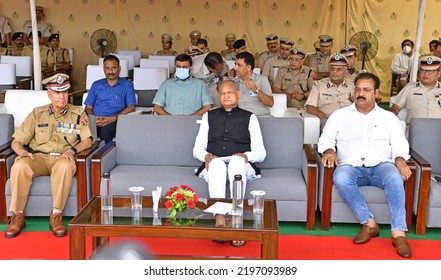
[9,153,76,212]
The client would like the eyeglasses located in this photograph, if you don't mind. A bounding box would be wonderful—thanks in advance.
[420,69,438,74]
[219,91,235,96]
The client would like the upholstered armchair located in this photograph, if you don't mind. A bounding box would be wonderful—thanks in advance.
[408,118,441,235]
[0,116,100,223]
[315,148,416,231]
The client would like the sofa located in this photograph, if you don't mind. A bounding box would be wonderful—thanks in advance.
[91,114,318,228]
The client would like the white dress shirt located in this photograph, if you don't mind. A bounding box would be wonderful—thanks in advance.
[318,103,410,167]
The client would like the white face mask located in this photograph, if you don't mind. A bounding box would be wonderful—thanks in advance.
[403,45,412,54]
[175,68,190,80]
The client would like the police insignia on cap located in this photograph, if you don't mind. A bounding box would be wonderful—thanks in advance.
[335,54,341,60]
[56,75,64,83]
[427,57,434,64]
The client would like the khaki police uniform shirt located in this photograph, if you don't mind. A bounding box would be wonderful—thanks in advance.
[154,49,177,56]
[273,65,315,94]
[261,54,290,84]
[305,77,354,116]
[345,67,362,81]
[13,104,94,154]
[23,20,51,38]
[258,51,277,69]
[0,46,5,56]
[224,51,236,61]
[5,45,23,56]
[50,47,71,65]
[392,81,441,124]
[221,49,234,58]
[22,45,54,72]
[304,52,330,75]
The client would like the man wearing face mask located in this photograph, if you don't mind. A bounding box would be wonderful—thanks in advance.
[153,54,213,115]
[191,52,229,108]
[391,39,415,91]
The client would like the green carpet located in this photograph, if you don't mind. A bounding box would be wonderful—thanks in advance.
[2,214,441,241]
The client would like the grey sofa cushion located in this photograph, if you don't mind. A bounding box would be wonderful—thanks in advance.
[408,118,441,175]
[0,113,14,145]
[115,115,202,167]
[258,117,303,169]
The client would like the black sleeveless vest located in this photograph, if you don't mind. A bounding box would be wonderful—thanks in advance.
[206,107,252,157]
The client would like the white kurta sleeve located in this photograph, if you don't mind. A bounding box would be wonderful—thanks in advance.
[244,114,266,163]
[193,112,210,162]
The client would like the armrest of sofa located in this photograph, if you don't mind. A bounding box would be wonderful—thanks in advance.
[0,148,17,223]
[0,140,11,154]
[410,148,432,235]
[91,141,117,197]
[301,112,320,144]
[303,144,318,230]
[75,140,103,209]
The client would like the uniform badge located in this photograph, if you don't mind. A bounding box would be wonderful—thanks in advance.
[81,118,89,126]
[427,57,434,64]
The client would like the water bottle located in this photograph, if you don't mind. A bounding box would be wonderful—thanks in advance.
[101,172,113,210]
[232,174,243,212]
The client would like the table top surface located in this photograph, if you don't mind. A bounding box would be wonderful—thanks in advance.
[69,196,278,231]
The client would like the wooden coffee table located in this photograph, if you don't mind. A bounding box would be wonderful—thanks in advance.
[69,196,278,260]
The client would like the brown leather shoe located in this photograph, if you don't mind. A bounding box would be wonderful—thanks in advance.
[4,212,26,238]
[49,212,67,237]
[392,236,412,258]
[353,223,380,244]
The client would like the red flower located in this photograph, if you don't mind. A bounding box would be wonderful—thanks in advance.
[165,191,172,197]
[176,193,185,202]
[193,194,199,201]
[187,200,196,209]
[165,200,173,210]
[181,184,188,190]
[171,186,178,192]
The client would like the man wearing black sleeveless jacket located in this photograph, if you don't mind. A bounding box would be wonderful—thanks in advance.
[193,79,266,207]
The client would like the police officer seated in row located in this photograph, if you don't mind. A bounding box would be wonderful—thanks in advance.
[5,32,25,56]
[5,74,94,239]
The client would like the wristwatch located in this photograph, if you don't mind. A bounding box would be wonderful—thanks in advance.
[255,88,260,94]
[70,147,78,155]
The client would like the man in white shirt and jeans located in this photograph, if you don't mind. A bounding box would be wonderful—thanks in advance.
[318,72,413,258]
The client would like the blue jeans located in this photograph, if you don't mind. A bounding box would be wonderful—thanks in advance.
[333,162,407,231]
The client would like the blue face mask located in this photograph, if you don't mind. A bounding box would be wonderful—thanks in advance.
[175,68,190,80]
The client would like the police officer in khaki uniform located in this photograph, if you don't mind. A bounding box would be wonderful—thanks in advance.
[23,5,52,45]
[5,32,25,56]
[22,31,55,78]
[340,44,361,81]
[304,35,334,80]
[390,56,441,124]
[5,74,94,239]
[225,39,247,61]
[305,53,354,125]
[184,30,202,56]
[154,33,177,56]
[48,34,72,75]
[261,37,294,85]
[258,34,279,69]
[220,33,236,58]
[272,48,315,110]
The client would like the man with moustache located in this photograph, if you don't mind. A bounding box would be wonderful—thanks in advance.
[305,53,354,126]
[84,54,137,143]
[318,72,412,258]
[221,33,236,58]
[258,34,279,69]
[390,55,441,124]
[304,35,334,80]
[272,48,315,110]
[5,32,25,56]
[261,37,294,85]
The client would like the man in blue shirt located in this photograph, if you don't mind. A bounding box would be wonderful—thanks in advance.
[84,54,137,143]
[153,54,213,116]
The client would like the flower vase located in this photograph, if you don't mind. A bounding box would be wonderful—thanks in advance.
[167,209,196,226]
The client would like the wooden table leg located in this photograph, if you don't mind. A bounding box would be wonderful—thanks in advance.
[261,232,278,260]
[69,226,86,260]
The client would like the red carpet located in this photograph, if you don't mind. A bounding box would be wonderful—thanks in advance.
[1,232,441,260]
